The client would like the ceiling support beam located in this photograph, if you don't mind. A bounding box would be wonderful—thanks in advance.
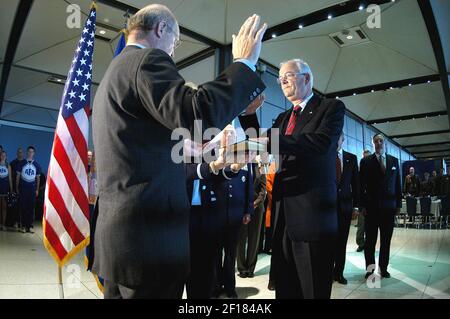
[176,47,216,70]
[325,74,440,98]
[403,141,450,148]
[261,0,392,42]
[418,0,450,127]
[413,148,450,155]
[390,129,450,139]
[367,111,447,125]
[0,0,35,115]
[0,119,55,132]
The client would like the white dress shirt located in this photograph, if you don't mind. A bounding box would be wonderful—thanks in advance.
[295,92,314,113]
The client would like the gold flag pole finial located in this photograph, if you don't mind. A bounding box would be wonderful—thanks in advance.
[91,0,98,10]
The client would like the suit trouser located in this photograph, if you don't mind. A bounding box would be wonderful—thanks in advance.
[104,279,184,299]
[237,203,264,274]
[186,206,221,299]
[333,207,352,276]
[273,209,335,299]
[19,188,36,228]
[356,214,366,248]
[216,223,242,294]
[364,211,395,272]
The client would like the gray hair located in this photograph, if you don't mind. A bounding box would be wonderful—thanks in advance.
[127,4,177,38]
[279,59,314,87]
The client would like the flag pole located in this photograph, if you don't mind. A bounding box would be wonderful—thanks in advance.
[58,265,65,299]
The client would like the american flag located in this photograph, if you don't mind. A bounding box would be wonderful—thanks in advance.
[43,4,96,265]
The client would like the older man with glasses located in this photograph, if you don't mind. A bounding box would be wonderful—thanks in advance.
[239,58,345,299]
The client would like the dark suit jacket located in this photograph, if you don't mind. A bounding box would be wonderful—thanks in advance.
[337,151,360,215]
[239,95,345,241]
[359,153,402,214]
[253,164,267,208]
[404,173,421,196]
[213,164,254,226]
[92,46,265,286]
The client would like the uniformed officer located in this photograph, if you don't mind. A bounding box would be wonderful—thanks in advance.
[15,146,42,233]
[214,162,253,299]
[184,134,254,299]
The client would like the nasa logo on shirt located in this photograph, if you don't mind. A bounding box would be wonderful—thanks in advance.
[0,165,8,178]
[21,162,37,183]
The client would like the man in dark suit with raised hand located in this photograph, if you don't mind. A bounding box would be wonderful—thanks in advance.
[333,132,359,285]
[359,134,401,279]
[92,4,267,299]
[239,58,345,299]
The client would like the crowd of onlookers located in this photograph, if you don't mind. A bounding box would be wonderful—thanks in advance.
[0,145,45,233]
[403,166,450,197]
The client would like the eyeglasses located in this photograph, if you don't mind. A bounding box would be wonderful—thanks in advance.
[277,72,307,84]
[165,23,181,49]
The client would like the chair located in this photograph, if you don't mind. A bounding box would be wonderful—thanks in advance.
[419,197,433,229]
[440,196,450,229]
[405,196,418,229]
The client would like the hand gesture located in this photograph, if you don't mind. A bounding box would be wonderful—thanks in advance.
[232,14,267,66]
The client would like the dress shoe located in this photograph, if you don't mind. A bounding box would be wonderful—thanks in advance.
[365,271,374,279]
[333,275,348,285]
[356,246,364,252]
[226,290,238,299]
[379,270,391,278]
[238,272,248,278]
[267,281,275,291]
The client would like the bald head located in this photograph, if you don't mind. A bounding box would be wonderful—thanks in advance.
[127,4,180,57]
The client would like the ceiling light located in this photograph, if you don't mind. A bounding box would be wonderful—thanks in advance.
[272,34,277,38]
[99,30,106,35]
[353,93,357,96]
[427,80,431,83]
[359,5,364,10]
[346,35,353,40]
[299,24,303,29]
[336,96,339,99]
[371,89,374,92]
[328,14,332,19]
[408,83,412,86]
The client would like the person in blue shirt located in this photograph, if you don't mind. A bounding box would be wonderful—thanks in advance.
[0,150,13,231]
[16,146,42,233]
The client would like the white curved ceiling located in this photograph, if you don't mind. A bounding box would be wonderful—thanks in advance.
[0,0,448,161]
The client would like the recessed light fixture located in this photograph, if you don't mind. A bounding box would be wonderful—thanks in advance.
[408,83,412,86]
[346,35,353,40]
[427,80,431,83]
[371,89,375,93]
[353,93,357,96]
[328,14,332,19]
[359,5,364,10]
[336,96,339,99]
[272,34,277,38]
[99,30,106,35]
[299,24,303,29]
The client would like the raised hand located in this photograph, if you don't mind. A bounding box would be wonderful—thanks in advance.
[232,14,267,66]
